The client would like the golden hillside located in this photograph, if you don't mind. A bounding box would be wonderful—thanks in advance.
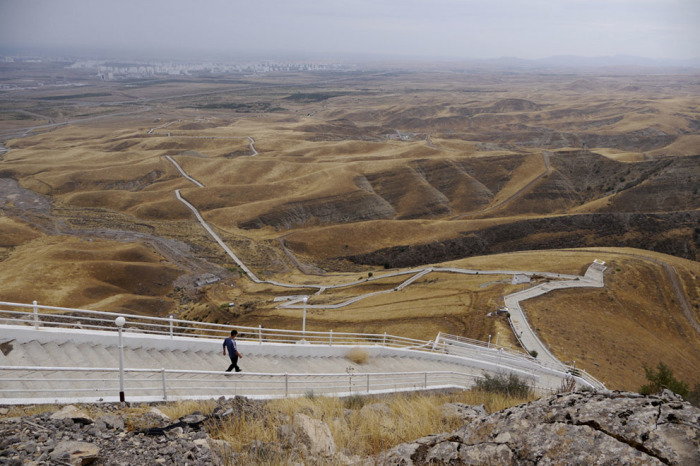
[0,64,698,391]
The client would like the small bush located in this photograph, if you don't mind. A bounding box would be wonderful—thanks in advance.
[343,394,366,410]
[346,347,369,364]
[639,362,689,398]
[558,374,577,393]
[475,372,532,398]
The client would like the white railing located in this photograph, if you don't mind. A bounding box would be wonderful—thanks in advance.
[566,366,606,391]
[0,301,431,350]
[435,332,606,391]
[0,365,556,404]
[434,332,534,361]
[0,300,602,397]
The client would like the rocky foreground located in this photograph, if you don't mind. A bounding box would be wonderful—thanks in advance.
[0,390,698,465]
[381,390,700,465]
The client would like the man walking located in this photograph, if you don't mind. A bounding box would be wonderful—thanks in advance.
[223,329,242,372]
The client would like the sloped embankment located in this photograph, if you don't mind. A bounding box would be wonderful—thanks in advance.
[345,211,700,267]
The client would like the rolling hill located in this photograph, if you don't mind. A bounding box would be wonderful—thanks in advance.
[0,63,698,391]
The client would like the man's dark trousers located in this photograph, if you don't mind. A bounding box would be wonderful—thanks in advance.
[226,354,241,372]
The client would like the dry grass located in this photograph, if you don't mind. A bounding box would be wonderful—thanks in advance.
[1,404,59,418]
[157,399,218,420]
[0,217,42,247]
[209,388,537,460]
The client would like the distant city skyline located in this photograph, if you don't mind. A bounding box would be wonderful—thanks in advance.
[1,0,698,62]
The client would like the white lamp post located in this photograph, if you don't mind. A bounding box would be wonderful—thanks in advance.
[302,296,308,343]
[115,316,126,403]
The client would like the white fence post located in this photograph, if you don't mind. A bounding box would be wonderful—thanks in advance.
[284,373,288,397]
[33,300,39,329]
[258,325,262,344]
[115,316,126,404]
[329,329,333,346]
[383,332,387,346]
[161,368,167,400]
[366,374,370,393]
[432,332,441,350]
[169,315,174,339]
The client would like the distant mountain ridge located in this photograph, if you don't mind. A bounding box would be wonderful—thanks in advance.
[465,54,700,70]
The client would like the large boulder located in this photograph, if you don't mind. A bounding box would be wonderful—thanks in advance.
[50,440,100,465]
[379,390,700,465]
[50,405,94,425]
[278,413,337,458]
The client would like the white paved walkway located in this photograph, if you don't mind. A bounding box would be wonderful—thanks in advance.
[505,260,606,370]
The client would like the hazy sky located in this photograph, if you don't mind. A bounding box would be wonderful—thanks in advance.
[1,0,698,60]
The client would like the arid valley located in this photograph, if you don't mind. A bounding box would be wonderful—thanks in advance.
[0,58,698,392]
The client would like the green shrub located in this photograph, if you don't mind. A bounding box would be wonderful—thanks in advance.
[639,362,689,398]
[476,372,532,398]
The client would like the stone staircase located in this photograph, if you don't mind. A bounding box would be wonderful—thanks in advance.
[2,324,543,404]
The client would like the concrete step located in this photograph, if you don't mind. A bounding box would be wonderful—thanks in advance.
[153,347,185,369]
[12,341,64,394]
[0,340,30,396]
[40,342,66,366]
[14,340,37,365]
[86,343,117,367]
[59,341,90,367]
[133,347,165,370]
[138,348,166,369]
[58,342,109,394]
[191,350,218,371]
[78,341,116,369]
